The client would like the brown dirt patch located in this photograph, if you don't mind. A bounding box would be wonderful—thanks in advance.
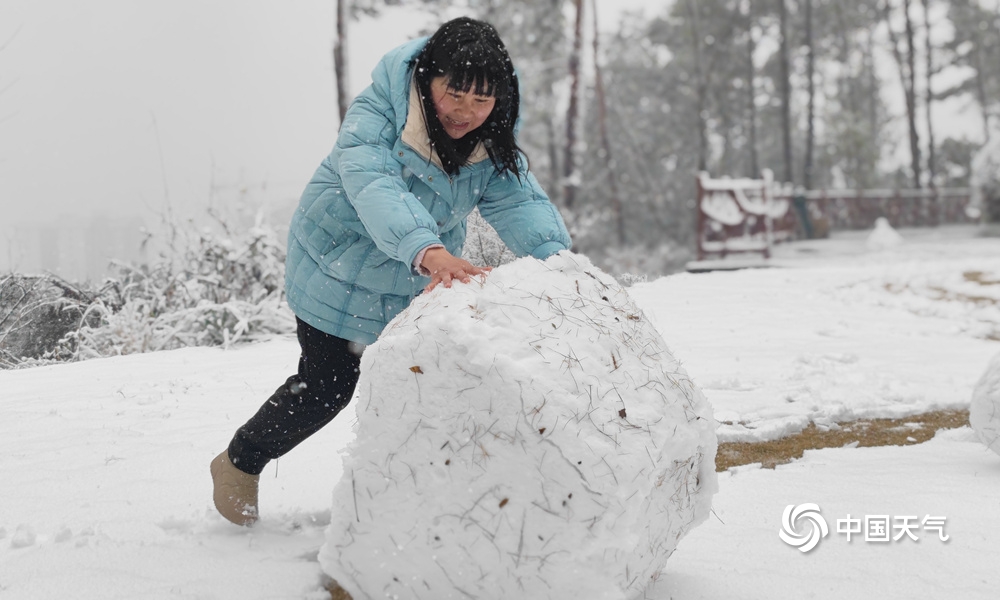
[715,409,969,471]
[325,579,353,600]
[964,270,1000,286]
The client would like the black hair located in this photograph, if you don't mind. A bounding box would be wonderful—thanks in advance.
[411,17,524,179]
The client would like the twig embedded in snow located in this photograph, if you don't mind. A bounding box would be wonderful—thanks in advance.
[351,470,359,523]
[322,253,716,599]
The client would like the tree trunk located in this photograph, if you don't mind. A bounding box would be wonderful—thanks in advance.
[883,0,922,188]
[685,0,709,173]
[832,1,862,187]
[920,0,936,189]
[744,0,759,178]
[903,0,921,188]
[590,0,624,246]
[778,0,793,184]
[968,15,992,143]
[333,0,350,128]
[546,117,560,198]
[804,0,815,189]
[865,26,879,167]
[563,0,584,210]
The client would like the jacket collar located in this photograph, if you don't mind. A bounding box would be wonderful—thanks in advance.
[401,77,489,171]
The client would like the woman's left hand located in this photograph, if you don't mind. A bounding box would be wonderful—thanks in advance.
[420,247,492,292]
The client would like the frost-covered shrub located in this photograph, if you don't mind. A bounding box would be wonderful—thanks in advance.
[601,241,692,283]
[61,210,294,358]
[321,252,717,600]
[1,210,294,367]
[970,135,1000,223]
[0,275,97,368]
[462,208,516,268]
[971,352,1000,456]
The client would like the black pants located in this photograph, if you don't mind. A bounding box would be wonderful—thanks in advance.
[227,317,363,475]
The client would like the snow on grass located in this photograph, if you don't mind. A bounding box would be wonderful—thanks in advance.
[631,229,1000,443]
[0,340,349,599]
[656,428,999,600]
[1,225,999,599]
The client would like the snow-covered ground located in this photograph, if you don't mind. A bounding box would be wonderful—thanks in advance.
[2,225,999,599]
[642,226,1000,444]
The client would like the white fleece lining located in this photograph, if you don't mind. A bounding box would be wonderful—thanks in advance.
[400,78,489,171]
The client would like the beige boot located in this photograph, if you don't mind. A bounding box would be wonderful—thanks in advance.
[210,450,260,526]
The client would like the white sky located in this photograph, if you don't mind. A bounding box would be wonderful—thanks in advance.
[0,0,657,275]
[0,0,985,276]
[0,1,654,217]
[0,1,340,227]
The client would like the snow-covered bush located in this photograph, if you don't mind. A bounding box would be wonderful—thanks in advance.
[462,208,517,268]
[970,134,1000,224]
[321,252,717,600]
[601,241,693,283]
[0,274,97,368]
[61,210,293,358]
[1,210,294,367]
[971,352,1000,456]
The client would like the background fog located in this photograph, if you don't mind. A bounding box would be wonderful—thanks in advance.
[0,0,649,281]
[0,0,989,282]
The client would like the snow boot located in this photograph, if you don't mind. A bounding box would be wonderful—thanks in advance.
[210,450,259,526]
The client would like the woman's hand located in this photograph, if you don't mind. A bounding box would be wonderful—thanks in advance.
[420,247,491,292]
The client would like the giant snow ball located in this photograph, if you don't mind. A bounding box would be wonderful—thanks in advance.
[320,252,718,600]
[971,352,1000,457]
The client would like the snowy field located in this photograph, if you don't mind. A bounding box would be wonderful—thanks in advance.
[2,225,999,599]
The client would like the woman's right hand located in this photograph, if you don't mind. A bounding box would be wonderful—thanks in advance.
[420,247,491,292]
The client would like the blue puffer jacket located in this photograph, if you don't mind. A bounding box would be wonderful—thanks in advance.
[285,37,572,345]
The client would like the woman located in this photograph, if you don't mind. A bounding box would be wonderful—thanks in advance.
[211,17,571,525]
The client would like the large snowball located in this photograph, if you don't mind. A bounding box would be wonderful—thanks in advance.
[320,252,718,599]
[971,352,1000,456]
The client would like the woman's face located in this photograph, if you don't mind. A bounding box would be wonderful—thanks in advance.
[430,76,496,139]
